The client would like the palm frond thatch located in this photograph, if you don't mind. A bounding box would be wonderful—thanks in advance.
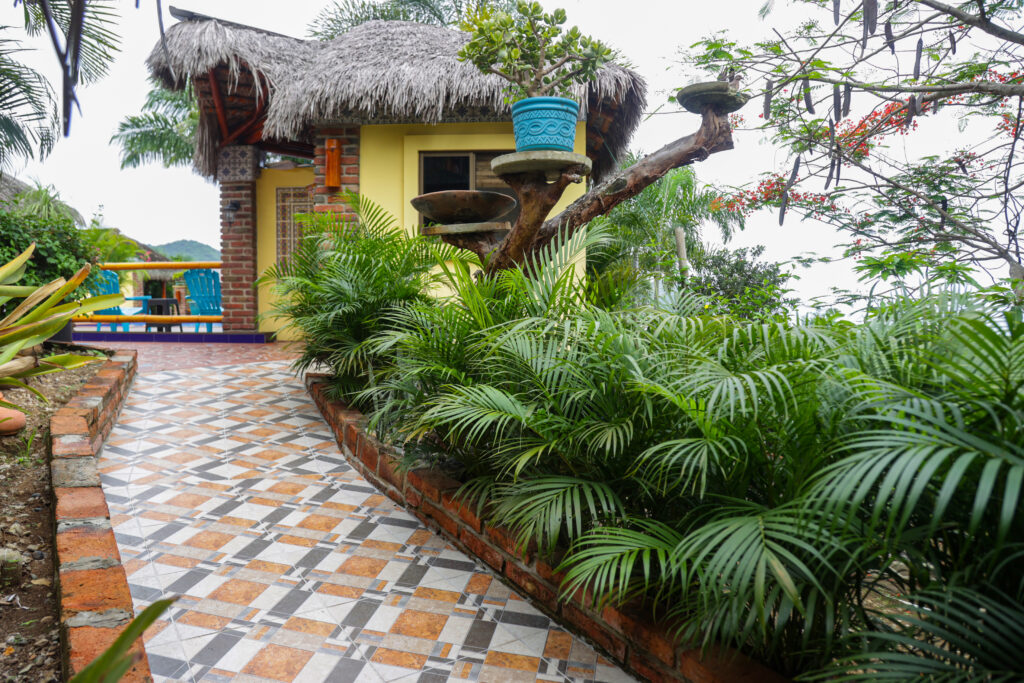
[146,13,646,181]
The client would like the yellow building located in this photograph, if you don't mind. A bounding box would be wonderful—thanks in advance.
[149,9,645,334]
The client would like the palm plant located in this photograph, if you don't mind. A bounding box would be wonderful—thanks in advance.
[110,80,197,169]
[308,0,518,39]
[258,194,462,403]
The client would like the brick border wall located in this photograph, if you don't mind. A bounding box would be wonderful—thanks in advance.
[220,181,258,331]
[313,126,360,218]
[49,351,149,681]
[306,377,788,683]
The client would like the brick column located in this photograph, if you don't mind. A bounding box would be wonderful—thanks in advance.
[217,146,260,331]
[314,126,360,219]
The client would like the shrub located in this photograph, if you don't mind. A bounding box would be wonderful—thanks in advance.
[0,208,96,288]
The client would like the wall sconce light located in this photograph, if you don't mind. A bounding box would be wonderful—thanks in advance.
[325,138,341,188]
[224,200,241,225]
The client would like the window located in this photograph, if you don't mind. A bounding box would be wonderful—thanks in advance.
[276,186,314,264]
[419,151,519,225]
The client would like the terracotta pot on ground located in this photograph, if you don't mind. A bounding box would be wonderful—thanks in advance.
[0,392,26,435]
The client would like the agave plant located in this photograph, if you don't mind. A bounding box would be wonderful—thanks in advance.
[1,243,122,412]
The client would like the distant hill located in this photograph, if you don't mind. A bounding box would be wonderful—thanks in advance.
[154,239,221,261]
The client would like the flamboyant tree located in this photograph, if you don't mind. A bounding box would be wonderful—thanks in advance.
[685,0,1024,287]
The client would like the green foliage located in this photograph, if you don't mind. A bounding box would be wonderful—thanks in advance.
[153,239,220,262]
[258,193,463,401]
[458,1,611,100]
[688,244,795,320]
[0,244,120,413]
[265,199,1024,677]
[110,79,196,170]
[308,0,517,38]
[0,208,96,288]
[68,598,175,683]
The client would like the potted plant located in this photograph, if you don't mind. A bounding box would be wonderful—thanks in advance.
[459,1,611,153]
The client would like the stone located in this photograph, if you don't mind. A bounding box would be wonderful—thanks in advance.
[0,549,25,564]
[7,522,27,536]
[6,634,25,646]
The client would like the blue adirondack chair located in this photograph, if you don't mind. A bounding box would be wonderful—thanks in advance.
[184,269,222,332]
[91,270,130,332]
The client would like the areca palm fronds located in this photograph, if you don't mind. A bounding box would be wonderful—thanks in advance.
[110,81,197,170]
[258,194,462,403]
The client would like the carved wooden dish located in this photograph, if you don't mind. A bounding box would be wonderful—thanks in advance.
[676,81,749,114]
[411,190,517,224]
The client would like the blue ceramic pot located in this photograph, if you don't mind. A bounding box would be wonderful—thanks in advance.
[510,97,579,152]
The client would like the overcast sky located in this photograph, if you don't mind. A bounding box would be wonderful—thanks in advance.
[3,0,868,304]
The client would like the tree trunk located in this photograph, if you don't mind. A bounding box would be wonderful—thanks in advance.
[482,106,735,274]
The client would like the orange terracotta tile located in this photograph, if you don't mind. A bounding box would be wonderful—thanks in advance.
[413,587,460,603]
[371,648,428,670]
[362,539,402,552]
[317,583,364,599]
[166,493,211,508]
[155,554,200,569]
[268,481,305,496]
[389,610,448,640]
[544,631,573,660]
[282,617,334,637]
[363,495,386,507]
[184,531,234,550]
[142,619,171,644]
[279,535,318,547]
[208,579,269,605]
[246,560,291,574]
[178,611,232,630]
[233,470,265,480]
[484,651,541,672]
[219,516,257,528]
[140,510,180,523]
[297,514,340,532]
[338,556,387,578]
[321,502,357,512]
[249,497,284,507]
[465,574,492,594]
[407,529,433,546]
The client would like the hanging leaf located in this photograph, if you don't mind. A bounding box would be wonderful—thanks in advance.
[843,83,853,117]
[864,0,877,35]
[884,20,896,54]
[779,156,800,225]
[833,84,842,117]
[763,79,774,120]
[803,77,815,114]
[949,31,956,54]
[825,155,836,189]
[833,0,841,25]
[914,37,923,79]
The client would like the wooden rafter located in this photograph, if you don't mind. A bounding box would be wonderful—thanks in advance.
[207,68,230,139]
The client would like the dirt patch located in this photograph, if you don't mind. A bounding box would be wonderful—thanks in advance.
[0,348,106,683]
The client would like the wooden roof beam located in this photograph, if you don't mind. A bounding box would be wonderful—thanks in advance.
[207,68,230,139]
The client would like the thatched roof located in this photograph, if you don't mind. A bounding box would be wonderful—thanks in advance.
[0,174,85,225]
[148,9,646,181]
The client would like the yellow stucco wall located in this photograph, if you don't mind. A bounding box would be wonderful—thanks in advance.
[255,166,315,338]
[359,121,588,233]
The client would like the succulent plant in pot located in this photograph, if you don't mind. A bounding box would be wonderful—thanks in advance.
[459,1,611,153]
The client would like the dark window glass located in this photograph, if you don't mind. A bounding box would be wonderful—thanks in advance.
[422,155,471,193]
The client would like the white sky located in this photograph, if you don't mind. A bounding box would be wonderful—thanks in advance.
[3,0,869,304]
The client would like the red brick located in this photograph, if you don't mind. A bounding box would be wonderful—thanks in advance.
[406,469,459,502]
[356,434,380,473]
[55,487,109,520]
[405,486,422,508]
[50,414,89,437]
[535,556,567,585]
[486,524,530,562]
[628,650,675,683]
[52,436,93,458]
[562,603,628,661]
[441,491,482,533]
[422,501,459,537]
[60,566,133,615]
[633,620,676,668]
[458,528,503,572]
[503,561,556,606]
[378,453,405,491]
[66,626,150,681]
[677,646,789,683]
[57,527,121,565]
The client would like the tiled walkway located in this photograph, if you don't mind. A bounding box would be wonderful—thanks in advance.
[98,346,634,682]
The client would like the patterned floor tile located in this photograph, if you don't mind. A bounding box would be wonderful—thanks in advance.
[95,347,637,682]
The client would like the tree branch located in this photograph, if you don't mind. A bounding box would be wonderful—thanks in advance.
[916,0,1024,47]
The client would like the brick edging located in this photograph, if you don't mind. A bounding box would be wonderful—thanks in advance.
[49,350,150,681]
[306,376,788,683]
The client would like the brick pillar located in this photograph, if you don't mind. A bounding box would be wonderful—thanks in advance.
[314,126,360,218]
[217,146,260,331]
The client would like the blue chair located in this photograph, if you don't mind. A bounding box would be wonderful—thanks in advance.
[89,271,151,332]
[184,269,222,332]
